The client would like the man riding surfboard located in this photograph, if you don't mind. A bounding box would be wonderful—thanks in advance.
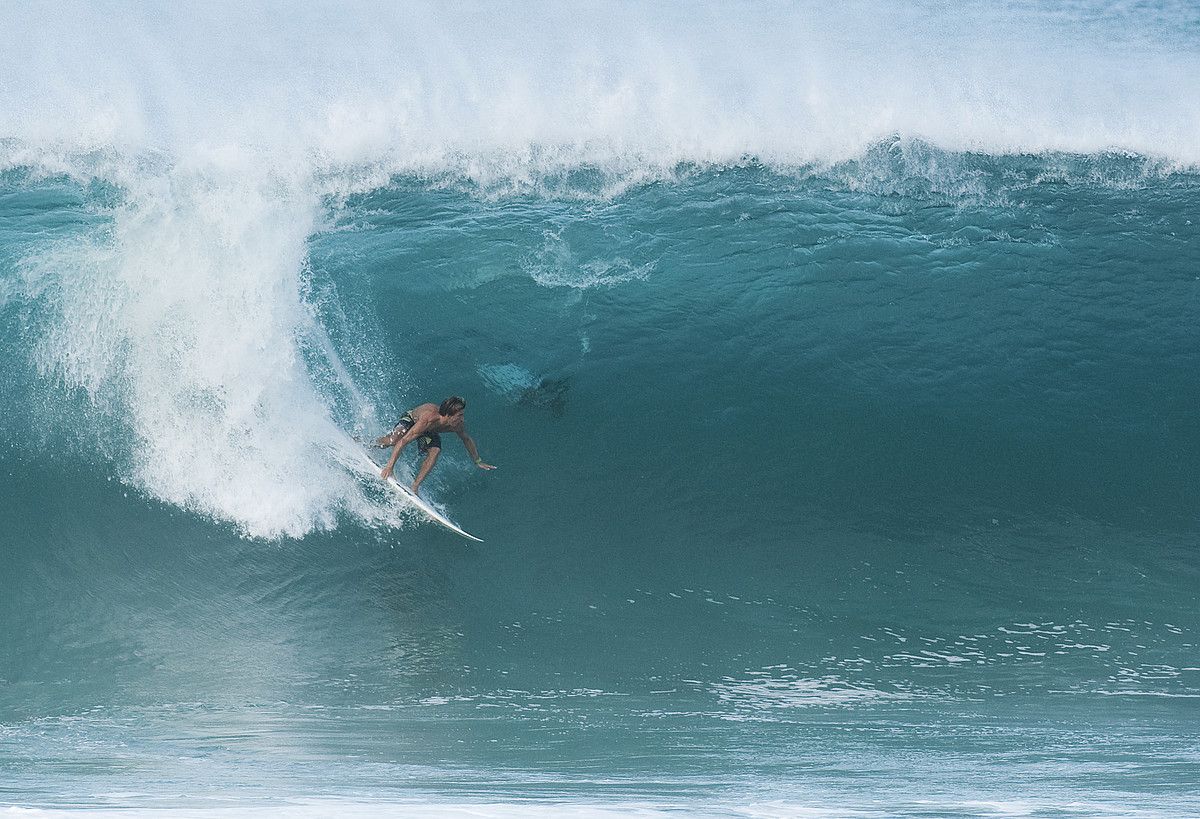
[375,396,496,496]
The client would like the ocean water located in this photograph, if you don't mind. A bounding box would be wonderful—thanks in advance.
[2,2,1199,816]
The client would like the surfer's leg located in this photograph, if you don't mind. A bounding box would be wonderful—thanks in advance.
[412,447,440,494]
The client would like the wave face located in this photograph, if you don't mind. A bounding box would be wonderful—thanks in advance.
[1,2,1199,815]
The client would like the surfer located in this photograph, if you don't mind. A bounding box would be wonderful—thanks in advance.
[375,396,496,495]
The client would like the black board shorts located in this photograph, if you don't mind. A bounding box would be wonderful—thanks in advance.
[392,413,441,454]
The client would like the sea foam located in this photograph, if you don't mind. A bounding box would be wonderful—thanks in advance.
[1,1,1197,170]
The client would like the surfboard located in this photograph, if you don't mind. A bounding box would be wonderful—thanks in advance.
[358,451,483,542]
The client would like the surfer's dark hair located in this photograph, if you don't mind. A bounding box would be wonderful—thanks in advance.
[440,396,466,416]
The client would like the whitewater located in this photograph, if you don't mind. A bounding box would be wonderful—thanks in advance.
[1,1,1198,816]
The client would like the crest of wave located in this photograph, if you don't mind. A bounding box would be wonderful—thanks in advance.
[1,0,1198,170]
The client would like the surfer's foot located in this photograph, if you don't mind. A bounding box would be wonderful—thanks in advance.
[411,483,422,496]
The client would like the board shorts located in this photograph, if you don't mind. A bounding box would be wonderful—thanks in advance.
[392,413,441,455]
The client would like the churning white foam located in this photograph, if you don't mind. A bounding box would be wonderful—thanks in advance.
[17,159,411,538]
[1,0,1199,169]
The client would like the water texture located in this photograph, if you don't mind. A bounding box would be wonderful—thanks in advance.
[1,2,1198,815]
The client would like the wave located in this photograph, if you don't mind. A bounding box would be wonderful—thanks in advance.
[3,7,1199,812]
[1,1,1197,539]
[5,153,1197,541]
[1,0,1199,170]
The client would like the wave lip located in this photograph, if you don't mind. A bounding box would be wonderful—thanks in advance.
[1,1,1199,168]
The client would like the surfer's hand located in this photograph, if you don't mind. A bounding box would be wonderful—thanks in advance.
[475,461,496,470]
[381,466,392,480]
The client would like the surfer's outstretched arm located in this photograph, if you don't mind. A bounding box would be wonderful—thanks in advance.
[456,430,496,470]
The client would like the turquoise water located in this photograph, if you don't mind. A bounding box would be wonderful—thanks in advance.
[2,2,1199,816]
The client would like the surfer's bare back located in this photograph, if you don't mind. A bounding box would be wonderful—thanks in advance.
[376,396,496,495]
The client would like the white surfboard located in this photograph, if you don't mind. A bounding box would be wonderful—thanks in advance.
[358,451,483,542]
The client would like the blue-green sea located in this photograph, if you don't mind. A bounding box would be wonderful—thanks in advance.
[2,2,1199,816]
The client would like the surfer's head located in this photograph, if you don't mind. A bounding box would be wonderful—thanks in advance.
[439,396,466,417]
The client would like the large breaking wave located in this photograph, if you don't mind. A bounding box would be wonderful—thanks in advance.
[1,0,1198,537]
